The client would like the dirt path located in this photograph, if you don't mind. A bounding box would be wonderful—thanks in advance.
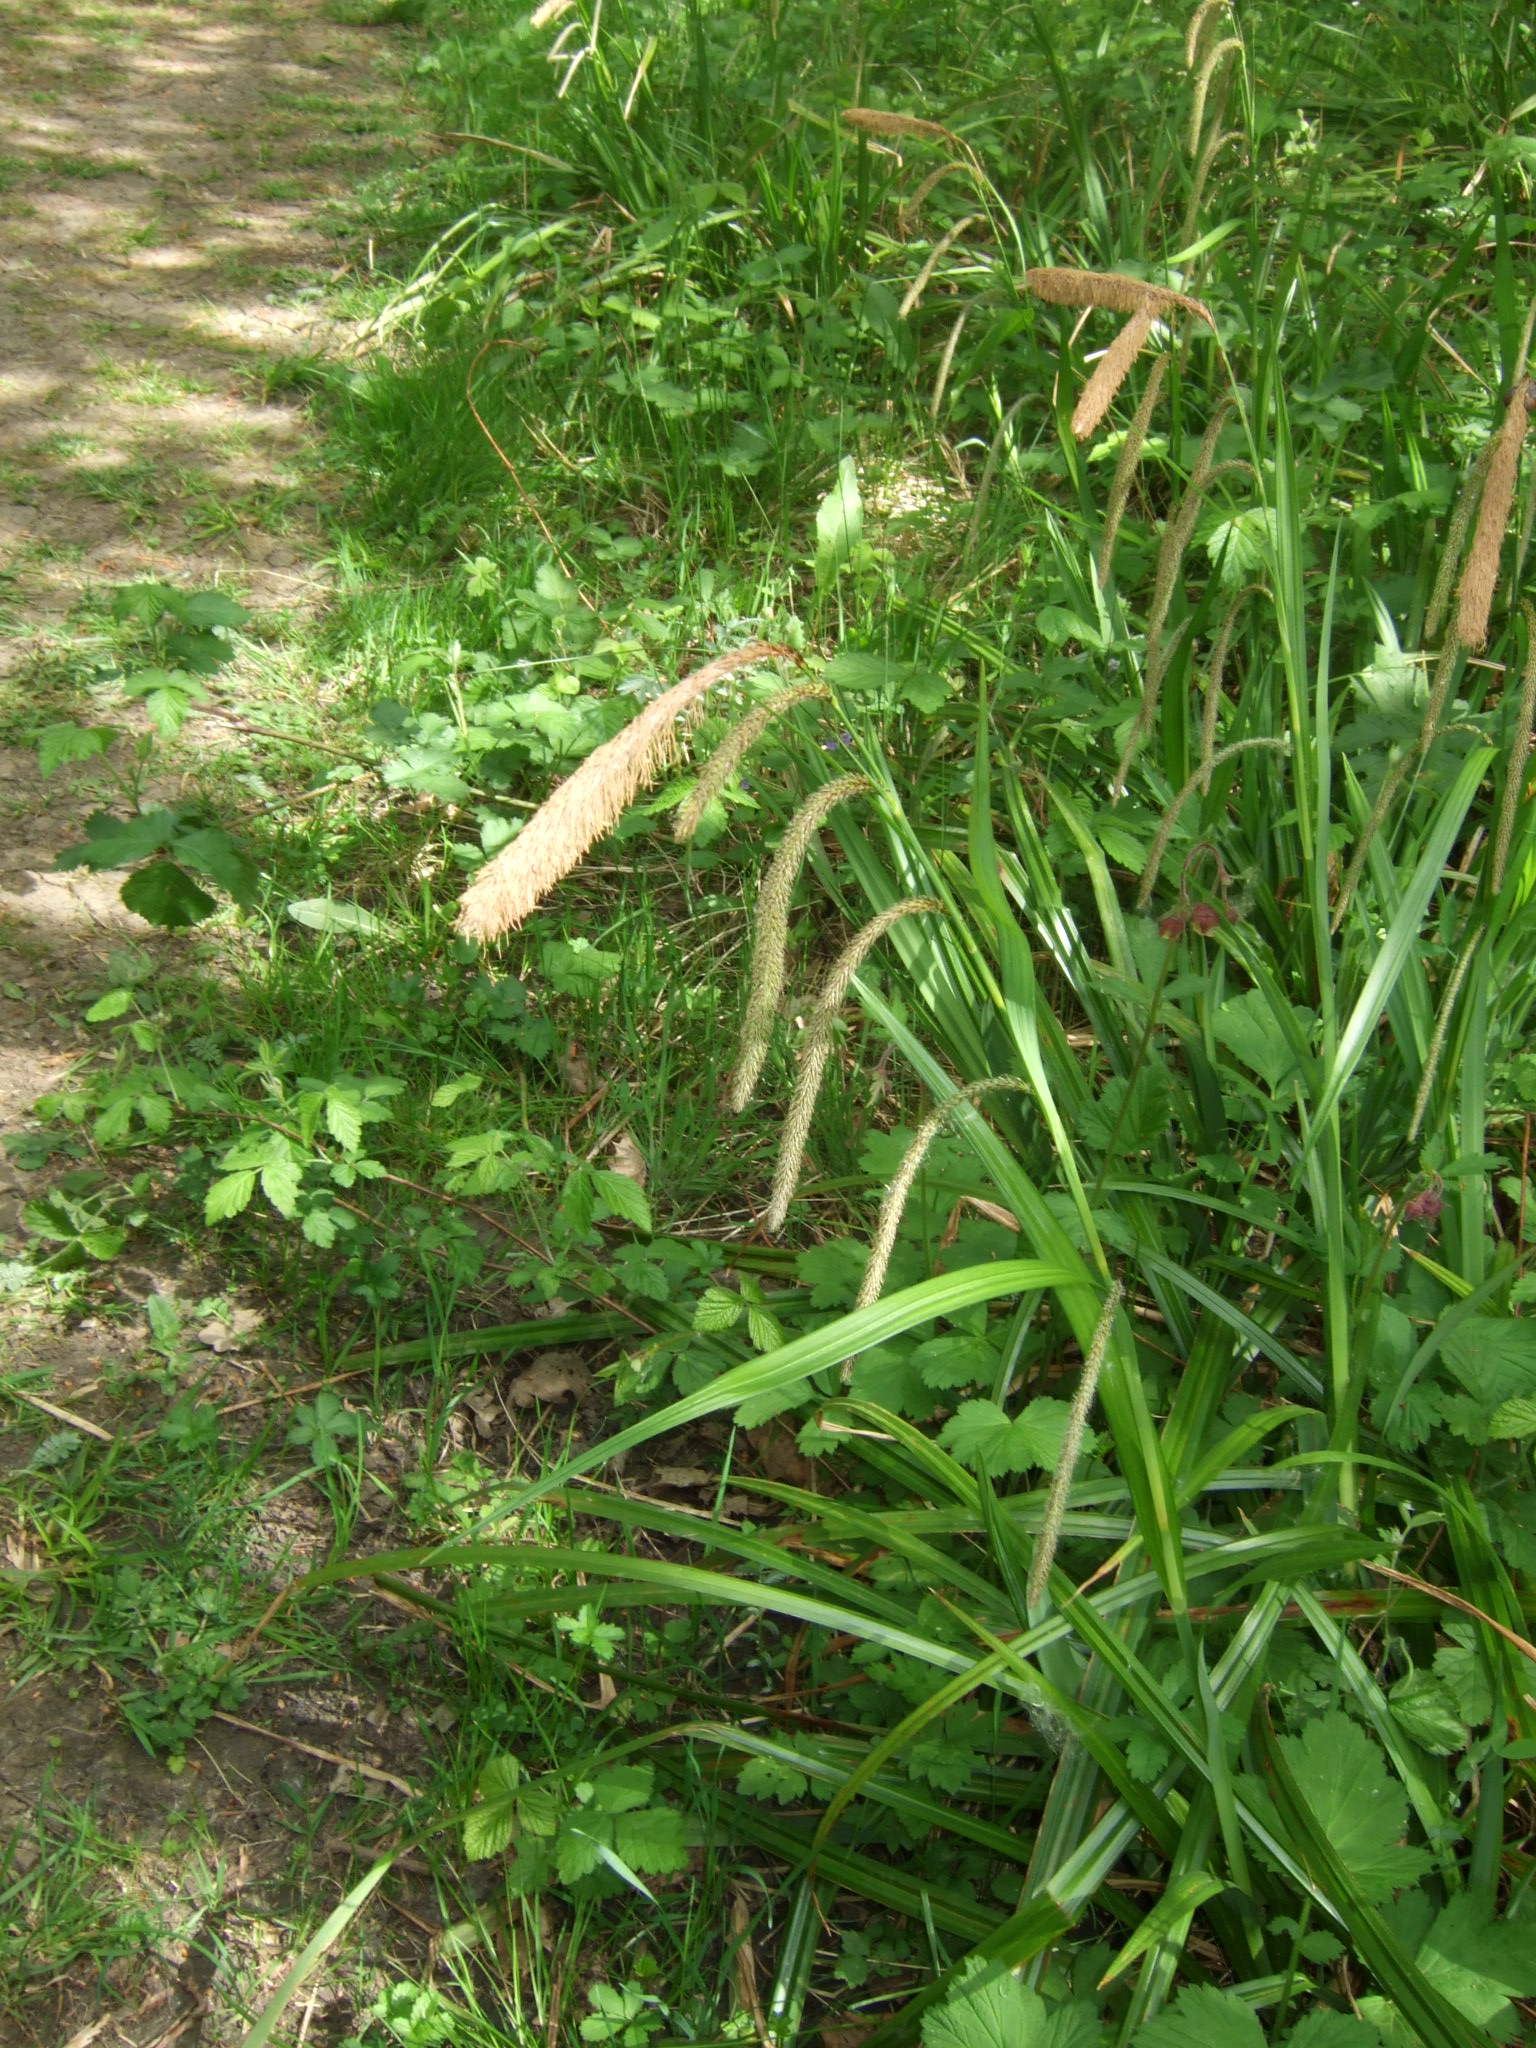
[0,8,428,2042]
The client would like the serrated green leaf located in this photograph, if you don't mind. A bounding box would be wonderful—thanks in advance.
[38,724,116,778]
[737,1755,811,1804]
[1277,1712,1431,1902]
[612,1805,687,1875]
[205,1171,255,1223]
[921,1959,1051,2048]
[1415,1895,1536,2026]
[86,987,133,1022]
[593,1169,652,1235]
[590,1765,653,1815]
[121,861,218,929]
[1134,1984,1264,2048]
[693,1285,742,1332]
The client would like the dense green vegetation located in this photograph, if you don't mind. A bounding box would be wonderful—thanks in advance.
[8,0,1536,2041]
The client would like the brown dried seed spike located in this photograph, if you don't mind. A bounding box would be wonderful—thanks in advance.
[457,641,788,942]
[1455,392,1530,651]
[1073,303,1155,442]
[839,107,959,148]
[1026,266,1215,331]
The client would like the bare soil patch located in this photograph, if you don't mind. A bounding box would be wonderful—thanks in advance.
[0,7,430,2041]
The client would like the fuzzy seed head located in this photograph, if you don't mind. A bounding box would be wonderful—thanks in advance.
[729,774,872,1115]
[1026,1277,1124,1612]
[1455,392,1529,651]
[673,685,831,843]
[846,1079,1032,1376]
[764,898,943,1235]
[1026,267,1215,331]
[1097,353,1168,588]
[457,642,788,942]
[1492,601,1536,895]
[1073,303,1155,443]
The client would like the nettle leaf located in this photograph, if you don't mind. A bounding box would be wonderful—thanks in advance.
[589,1765,653,1815]
[205,1170,256,1223]
[692,1285,743,1333]
[921,1959,1071,2048]
[121,861,218,929]
[1277,1711,1431,1901]
[1440,1317,1536,1440]
[464,1755,522,1862]
[541,937,622,995]
[1488,1393,1536,1437]
[553,1821,605,1885]
[1388,1667,1466,1756]
[847,1344,935,1418]
[911,1332,999,1390]
[174,826,259,908]
[612,1805,687,1875]
[1432,1629,1493,1727]
[737,1755,811,1804]
[1079,1066,1173,1155]
[797,1236,870,1309]
[593,1169,652,1235]
[1414,1894,1536,2029]
[175,589,250,630]
[1284,2014,1382,2048]
[938,1397,1075,1476]
[38,724,116,778]
[1212,989,1309,1093]
[1134,1985,1265,2048]
[59,807,180,869]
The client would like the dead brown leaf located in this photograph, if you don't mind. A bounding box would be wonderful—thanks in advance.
[607,1128,647,1186]
[647,1465,715,1491]
[747,1420,815,1489]
[507,1349,590,1407]
[194,1305,263,1353]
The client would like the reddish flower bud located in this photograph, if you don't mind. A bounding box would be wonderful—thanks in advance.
[1158,912,1187,939]
[1189,901,1220,934]
[1402,1190,1442,1224]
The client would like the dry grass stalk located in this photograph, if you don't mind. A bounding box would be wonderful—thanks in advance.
[1097,353,1168,587]
[1492,601,1536,895]
[1189,36,1242,156]
[899,160,975,234]
[1183,125,1235,244]
[1026,1278,1124,1612]
[840,108,967,158]
[1072,303,1155,443]
[673,684,831,843]
[931,306,970,420]
[1136,738,1289,908]
[1455,389,1530,650]
[1185,0,1229,71]
[1114,405,1230,789]
[848,1079,1031,1361]
[899,215,978,321]
[1425,437,1496,643]
[765,899,943,1235]
[1408,930,1483,1143]
[1026,266,1215,332]
[729,774,872,1114]
[1200,583,1264,767]
[457,642,786,942]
